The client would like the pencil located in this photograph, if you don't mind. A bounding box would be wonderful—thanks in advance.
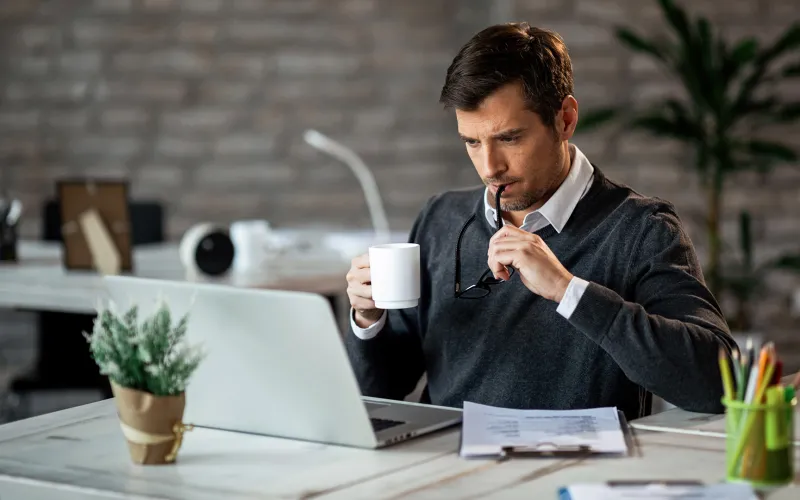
[719,347,735,402]
[737,351,749,401]
[733,360,777,478]
[731,349,742,397]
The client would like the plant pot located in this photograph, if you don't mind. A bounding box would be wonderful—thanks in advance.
[110,381,193,465]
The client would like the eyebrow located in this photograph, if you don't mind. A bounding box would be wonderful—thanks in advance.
[458,127,527,142]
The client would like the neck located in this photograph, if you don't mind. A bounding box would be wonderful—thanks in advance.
[504,142,573,227]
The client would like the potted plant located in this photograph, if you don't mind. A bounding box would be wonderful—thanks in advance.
[577,0,800,298]
[84,299,205,465]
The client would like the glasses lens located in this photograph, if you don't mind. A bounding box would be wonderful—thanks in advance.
[458,285,490,299]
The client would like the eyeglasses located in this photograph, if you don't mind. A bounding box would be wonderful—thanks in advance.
[454,185,516,299]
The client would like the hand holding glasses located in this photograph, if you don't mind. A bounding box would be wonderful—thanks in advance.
[454,185,516,299]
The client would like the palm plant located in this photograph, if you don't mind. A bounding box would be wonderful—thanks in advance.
[579,0,800,297]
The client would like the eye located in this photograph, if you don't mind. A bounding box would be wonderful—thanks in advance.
[463,138,480,148]
[500,135,518,144]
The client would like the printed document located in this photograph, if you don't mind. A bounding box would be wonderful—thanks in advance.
[460,401,628,458]
[559,483,758,499]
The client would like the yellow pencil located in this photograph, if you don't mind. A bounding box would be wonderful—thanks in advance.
[734,360,776,478]
[719,347,735,402]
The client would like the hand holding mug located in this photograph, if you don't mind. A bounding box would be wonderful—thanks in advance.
[346,254,384,328]
[346,243,421,329]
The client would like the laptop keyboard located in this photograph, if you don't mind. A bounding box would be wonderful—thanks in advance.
[370,417,405,432]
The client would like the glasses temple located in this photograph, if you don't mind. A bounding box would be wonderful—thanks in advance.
[454,214,476,295]
[495,184,506,231]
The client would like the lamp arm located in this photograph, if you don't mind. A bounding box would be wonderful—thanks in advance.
[303,129,391,243]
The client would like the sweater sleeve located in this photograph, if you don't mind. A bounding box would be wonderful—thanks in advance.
[344,308,426,400]
[567,205,736,414]
[342,197,434,401]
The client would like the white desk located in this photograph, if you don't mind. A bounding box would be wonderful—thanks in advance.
[0,241,350,315]
[0,400,797,499]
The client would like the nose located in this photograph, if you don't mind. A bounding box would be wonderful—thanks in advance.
[480,144,506,180]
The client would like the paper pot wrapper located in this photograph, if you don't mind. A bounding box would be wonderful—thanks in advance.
[111,381,193,465]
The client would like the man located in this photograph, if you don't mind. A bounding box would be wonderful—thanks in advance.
[344,22,735,420]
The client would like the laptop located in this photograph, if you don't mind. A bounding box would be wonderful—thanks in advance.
[103,275,461,449]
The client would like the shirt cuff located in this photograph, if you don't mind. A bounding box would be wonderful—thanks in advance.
[350,308,387,340]
[556,277,590,319]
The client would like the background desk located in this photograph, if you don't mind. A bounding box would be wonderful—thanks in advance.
[0,400,796,499]
[0,240,350,314]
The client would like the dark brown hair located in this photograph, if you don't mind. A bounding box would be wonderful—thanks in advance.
[439,23,574,128]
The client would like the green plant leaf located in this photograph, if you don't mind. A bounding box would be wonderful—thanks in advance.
[776,102,800,122]
[732,23,800,122]
[781,60,800,77]
[576,107,620,132]
[739,210,752,272]
[770,254,800,271]
[615,28,671,63]
[630,114,699,142]
[720,38,758,88]
[730,38,759,65]
[743,140,798,162]
[758,22,800,65]
[658,0,693,46]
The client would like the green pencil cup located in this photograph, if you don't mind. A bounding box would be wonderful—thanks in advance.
[723,395,797,488]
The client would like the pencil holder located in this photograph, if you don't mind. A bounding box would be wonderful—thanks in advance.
[723,395,796,488]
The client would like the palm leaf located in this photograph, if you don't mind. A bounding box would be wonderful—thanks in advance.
[658,0,694,46]
[663,98,706,139]
[784,61,800,77]
[721,38,758,86]
[736,96,779,119]
[630,110,703,143]
[739,210,753,272]
[756,22,800,65]
[734,23,800,117]
[743,140,798,162]
[615,28,671,63]
[775,102,800,122]
[576,108,620,132]
[769,254,800,271]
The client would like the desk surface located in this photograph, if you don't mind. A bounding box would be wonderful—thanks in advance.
[0,241,349,314]
[0,400,796,499]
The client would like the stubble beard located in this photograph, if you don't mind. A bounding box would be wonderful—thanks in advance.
[493,152,565,212]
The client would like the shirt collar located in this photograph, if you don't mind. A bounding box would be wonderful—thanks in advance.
[483,143,594,233]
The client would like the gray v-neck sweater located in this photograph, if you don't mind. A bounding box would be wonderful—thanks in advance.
[344,167,735,420]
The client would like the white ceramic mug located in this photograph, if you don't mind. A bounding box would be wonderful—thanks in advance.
[229,219,272,272]
[369,243,420,309]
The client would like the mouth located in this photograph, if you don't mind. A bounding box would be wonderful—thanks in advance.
[489,182,517,194]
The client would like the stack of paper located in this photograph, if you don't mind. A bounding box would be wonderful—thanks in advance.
[459,401,629,459]
[559,482,758,499]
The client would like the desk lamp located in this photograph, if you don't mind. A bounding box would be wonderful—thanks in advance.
[302,129,391,245]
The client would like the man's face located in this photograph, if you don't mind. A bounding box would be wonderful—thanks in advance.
[455,82,576,214]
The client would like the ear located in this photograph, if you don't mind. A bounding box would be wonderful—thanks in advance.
[556,95,578,141]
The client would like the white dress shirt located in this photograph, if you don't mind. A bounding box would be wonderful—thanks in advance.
[352,143,594,340]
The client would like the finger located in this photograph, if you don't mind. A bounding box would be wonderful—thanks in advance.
[346,266,372,285]
[489,240,526,254]
[487,248,514,281]
[347,281,373,299]
[352,253,371,269]
[490,225,528,244]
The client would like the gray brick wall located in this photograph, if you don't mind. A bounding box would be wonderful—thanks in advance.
[1,0,799,364]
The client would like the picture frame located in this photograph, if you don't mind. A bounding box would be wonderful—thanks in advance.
[57,179,133,272]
